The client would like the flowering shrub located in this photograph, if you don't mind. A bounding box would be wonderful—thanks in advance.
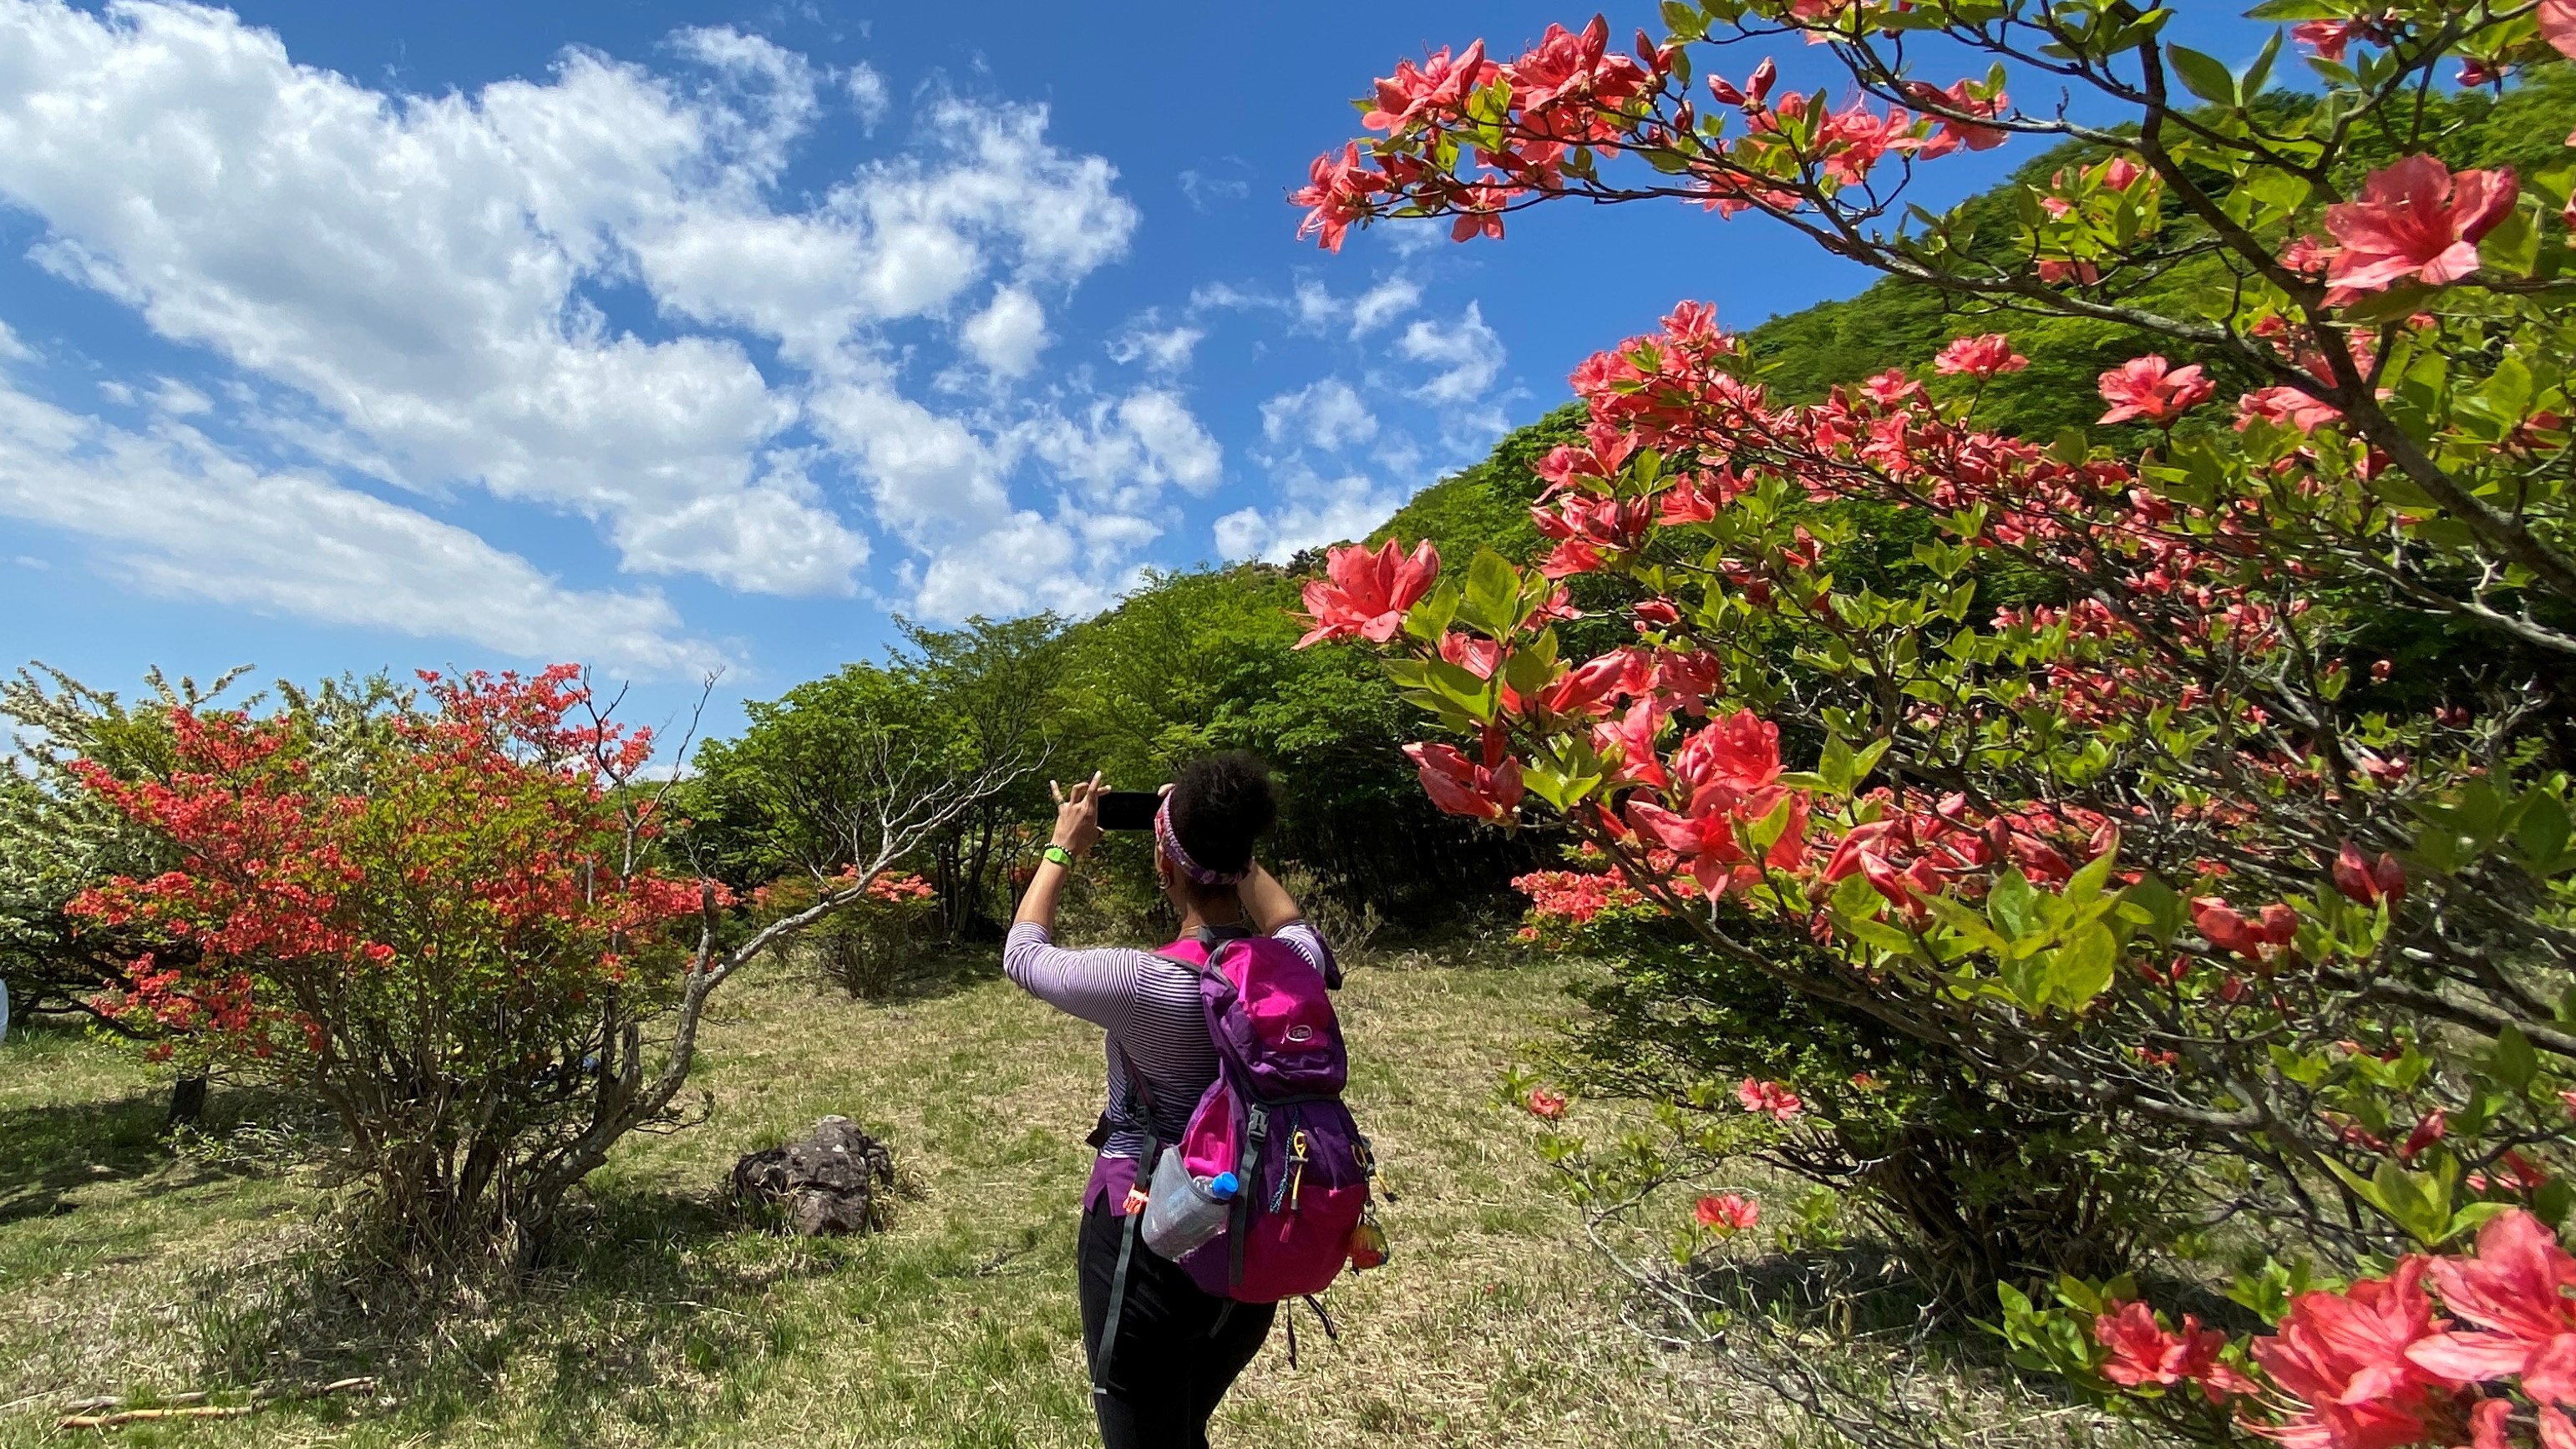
[66,667,705,1256]
[755,867,941,998]
[61,665,1018,1268]
[1300,1,2576,1442]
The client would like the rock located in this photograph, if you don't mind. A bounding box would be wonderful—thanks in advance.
[731,1116,895,1235]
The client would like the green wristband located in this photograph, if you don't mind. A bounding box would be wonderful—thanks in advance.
[1042,844,1075,869]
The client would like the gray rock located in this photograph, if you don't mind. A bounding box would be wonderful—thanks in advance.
[731,1116,896,1235]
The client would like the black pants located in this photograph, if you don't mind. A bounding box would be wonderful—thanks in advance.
[1078,1198,1275,1449]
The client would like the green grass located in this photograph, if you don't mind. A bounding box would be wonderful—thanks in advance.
[0,946,1789,1447]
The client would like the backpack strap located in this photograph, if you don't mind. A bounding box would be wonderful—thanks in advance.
[1091,1038,1167,1399]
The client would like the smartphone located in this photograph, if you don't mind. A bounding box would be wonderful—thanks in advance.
[1094,790,1162,832]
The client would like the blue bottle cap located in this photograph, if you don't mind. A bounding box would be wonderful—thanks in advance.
[1209,1172,1240,1200]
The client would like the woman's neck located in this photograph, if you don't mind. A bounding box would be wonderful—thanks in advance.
[1176,889,1245,934]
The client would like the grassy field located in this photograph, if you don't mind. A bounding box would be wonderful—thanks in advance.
[0,940,1820,1447]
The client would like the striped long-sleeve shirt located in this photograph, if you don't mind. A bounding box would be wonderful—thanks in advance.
[1003,919,1336,1213]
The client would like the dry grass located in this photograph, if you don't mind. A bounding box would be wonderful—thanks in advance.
[0,943,1845,1447]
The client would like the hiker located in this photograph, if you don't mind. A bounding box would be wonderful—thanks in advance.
[1004,752,1362,1449]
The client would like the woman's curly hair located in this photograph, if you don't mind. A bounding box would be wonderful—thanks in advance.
[1167,752,1278,879]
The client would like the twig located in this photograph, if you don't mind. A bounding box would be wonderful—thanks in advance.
[54,1377,378,1431]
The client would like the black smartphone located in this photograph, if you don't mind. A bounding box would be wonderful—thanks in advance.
[1094,790,1162,832]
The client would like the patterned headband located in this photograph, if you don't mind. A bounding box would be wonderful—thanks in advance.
[1154,795,1247,888]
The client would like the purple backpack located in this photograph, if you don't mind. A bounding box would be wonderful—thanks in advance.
[1093,930,1382,1391]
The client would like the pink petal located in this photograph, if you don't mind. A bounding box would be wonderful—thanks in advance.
[2404,1330,2535,1384]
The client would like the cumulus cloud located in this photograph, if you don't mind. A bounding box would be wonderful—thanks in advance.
[1107,313,1203,373]
[844,60,890,131]
[0,379,722,676]
[960,285,1050,377]
[1025,388,1224,510]
[1260,378,1377,452]
[0,0,1166,635]
[1213,464,1406,565]
[1397,301,1504,405]
[1189,275,1421,338]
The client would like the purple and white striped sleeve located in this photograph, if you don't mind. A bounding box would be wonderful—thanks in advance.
[1002,921,1143,1033]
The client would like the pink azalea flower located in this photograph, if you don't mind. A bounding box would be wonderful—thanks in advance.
[1404,737,1524,822]
[2546,0,2576,60]
[2324,155,2520,298]
[2406,1210,2576,1405]
[1296,538,1440,646]
[1526,1087,1567,1119]
[2095,1301,2254,1402]
[2098,356,2215,425]
[1737,1077,1803,1120]
[2238,386,2343,434]
[1934,333,2029,379]
[1695,1192,1760,1232]
[1293,143,1387,253]
[2254,1257,2458,1449]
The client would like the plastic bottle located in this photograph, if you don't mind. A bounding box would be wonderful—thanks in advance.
[1139,1152,1240,1259]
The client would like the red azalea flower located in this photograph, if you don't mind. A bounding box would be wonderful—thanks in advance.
[2097,356,2215,425]
[1296,538,1440,646]
[1695,1192,1760,1232]
[2324,155,2519,298]
[1934,333,2029,379]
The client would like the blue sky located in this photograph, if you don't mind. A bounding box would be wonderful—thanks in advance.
[0,0,2267,747]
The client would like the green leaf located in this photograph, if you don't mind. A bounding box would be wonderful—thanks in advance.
[2245,0,2340,16]
[2483,200,2543,279]
[2119,874,2188,943]
[2242,28,2284,99]
[2167,45,2240,106]
[1989,869,2039,939]
[1461,548,1520,636]
[2492,1024,2538,1093]
[2051,923,2119,1011]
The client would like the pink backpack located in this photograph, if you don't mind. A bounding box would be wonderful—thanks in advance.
[1093,930,1384,1391]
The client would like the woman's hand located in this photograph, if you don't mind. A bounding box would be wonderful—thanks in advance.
[1049,771,1106,859]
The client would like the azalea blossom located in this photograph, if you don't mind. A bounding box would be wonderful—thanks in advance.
[1695,1192,1761,1232]
[2324,155,2519,298]
[2239,385,2344,434]
[1737,1077,1803,1121]
[1297,538,1441,646]
[2253,1257,2460,1449]
[1403,736,1525,822]
[2330,842,2407,907]
[1934,333,2029,379]
[1526,1087,1568,1120]
[2406,1210,2576,1406]
[2098,356,2215,426]
[2093,1300,2252,1402]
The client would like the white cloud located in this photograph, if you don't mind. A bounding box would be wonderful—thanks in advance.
[1025,388,1223,508]
[1397,301,1504,406]
[147,377,210,416]
[1189,276,1420,339]
[0,0,1157,627]
[1347,277,1421,335]
[912,510,1133,620]
[0,380,721,676]
[1214,466,1406,565]
[844,60,890,131]
[1178,166,1250,211]
[1260,378,1377,452]
[960,285,1050,378]
[1107,315,1202,373]
[0,319,31,362]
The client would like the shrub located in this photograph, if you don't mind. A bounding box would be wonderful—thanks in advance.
[63,666,1021,1271]
[1297,4,2576,1445]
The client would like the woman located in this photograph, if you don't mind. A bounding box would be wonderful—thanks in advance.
[1004,752,1336,1449]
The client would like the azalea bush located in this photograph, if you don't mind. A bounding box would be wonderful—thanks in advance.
[63,665,1022,1271]
[755,867,940,998]
[1297,1,2576,1444]
[1511,850,2188,1307]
